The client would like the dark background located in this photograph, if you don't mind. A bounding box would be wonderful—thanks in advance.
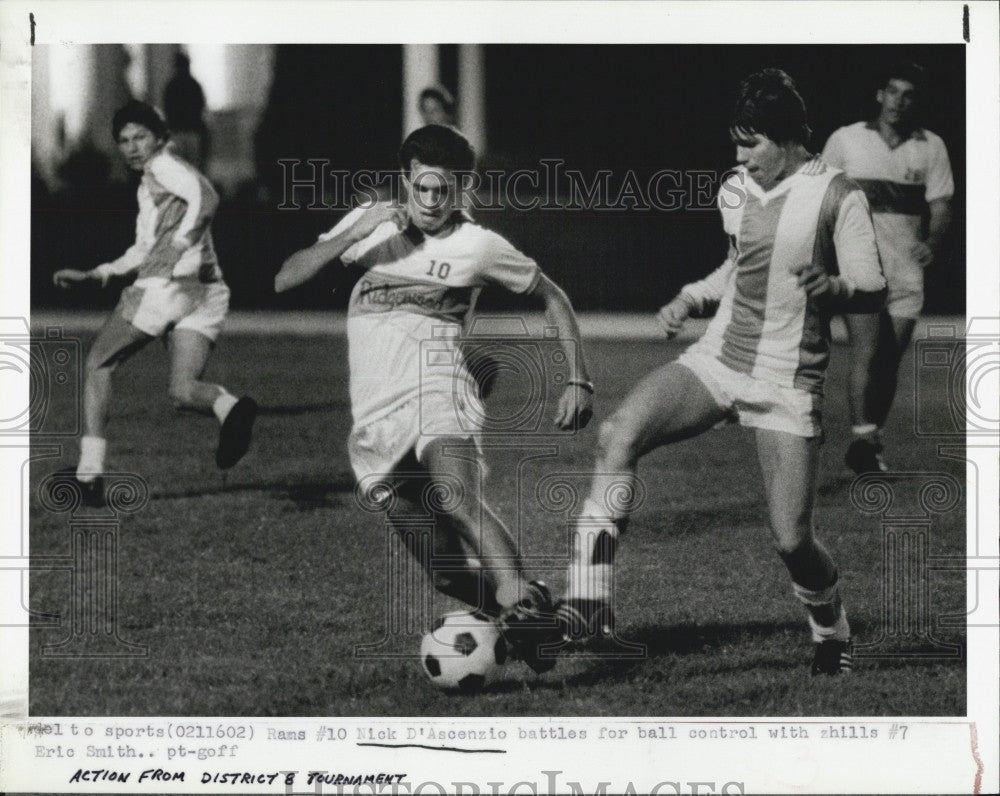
[31,44,966,313]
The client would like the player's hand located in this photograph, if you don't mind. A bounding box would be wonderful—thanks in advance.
[554,383,594,431]
[53,269,97,289]
[791,261,834,298]
[911,240,934,268]
[170,232,190,251]
[657,296,692,339]
[348,202,409,242]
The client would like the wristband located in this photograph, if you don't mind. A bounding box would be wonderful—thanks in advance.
[567,379,595,394]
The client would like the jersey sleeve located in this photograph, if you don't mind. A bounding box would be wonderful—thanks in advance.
[832,188,887,309]
[679,250,736,312]
[93,195,151,283]
[821,129,848,170]
[923,134,954,202]
[476,231,541,294]
[147,153,219,246]
[678,173,743,311]
[318,207,367,263]
[94,239,147,282]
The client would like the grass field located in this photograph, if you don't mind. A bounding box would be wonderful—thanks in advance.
[29,323,966,717]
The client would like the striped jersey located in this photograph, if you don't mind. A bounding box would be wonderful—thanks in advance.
[822,122,953,270]
[681,158,885,395]
[320,208,541,425]
[96,145,222,284]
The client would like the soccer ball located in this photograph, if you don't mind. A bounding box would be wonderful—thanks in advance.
[420,611,507,693]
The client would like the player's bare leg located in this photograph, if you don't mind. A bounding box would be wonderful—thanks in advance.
[868,312,917,427]
[560,361,727,641]
[419,438,528,607]
[386,477,502,617]
[420,437,557,672]
[169,328,258,468]
[167,327,224,413]
[843,313,886,474]
[847,311,917,474]
[754,428,852,675]
[846,311,917,473]
[429,515,503,616]
[78,308,154,485]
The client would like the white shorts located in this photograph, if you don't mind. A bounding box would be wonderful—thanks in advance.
[348,387,484,482]
[675,348,823,438]
[883,255,924,319]
[119,278,230,341]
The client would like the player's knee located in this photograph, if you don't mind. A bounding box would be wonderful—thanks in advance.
[596,414,640,466]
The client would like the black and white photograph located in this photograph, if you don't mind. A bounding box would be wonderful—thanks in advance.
[1,2,997,794]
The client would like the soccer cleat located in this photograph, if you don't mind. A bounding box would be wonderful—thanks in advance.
[810,639,853,676]
[216,397,258,469]
[49,469,105,509]
[844,438,889,475]
[500,581,562,674]
[555,598,615,643]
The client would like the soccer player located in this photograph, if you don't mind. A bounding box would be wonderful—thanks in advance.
[53,101,257,506]
[822,61,954,473]
[275,124,593,672]
[557,70,886,676]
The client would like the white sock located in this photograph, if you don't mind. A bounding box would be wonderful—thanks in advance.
[212,392,239,424]
[851,423,879,439]
[793,581,851,643]
[564,499,619,604]
[77,436,106,483]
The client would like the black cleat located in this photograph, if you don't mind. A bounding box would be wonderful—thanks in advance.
[555,598,615,644]
[500,581,562,674]
[845,438,888,475]
[811,639,853,676]
[48,468,105,508]
[216,397,258,469]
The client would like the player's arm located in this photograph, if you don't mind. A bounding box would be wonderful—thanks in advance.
[793,189,886,313]
[922,197,952,265]
[274,203,407,293]
[149,154,219,250]
[525,273,594,430]
[918,137,955,267]
[477,231,592,429]
[53,268,102,288]
[657,241,736,338]
[660,172,742,337]
[53,219,149,289]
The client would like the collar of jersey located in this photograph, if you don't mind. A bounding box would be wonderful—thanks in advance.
[140,147,169,176]
[864,120,927,141]
[741,156,823,201]
[402,209,472,244]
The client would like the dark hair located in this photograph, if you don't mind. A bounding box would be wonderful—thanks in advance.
[398,124,475,174]
[112,100,169,142]
[882,60,924,92]
[730,68,811,146]
[419,85,455,113]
